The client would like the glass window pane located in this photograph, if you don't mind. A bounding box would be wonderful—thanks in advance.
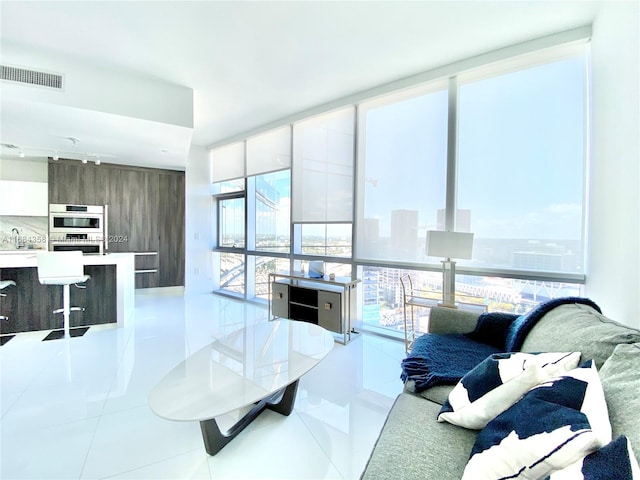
[212,179,244,195]
[220,253,245,295]
[357,85,448,264]
[361,267,442,335]
[293,260,352,278]
[457,55,586,274]
[255,170,290,253]
[300,223,352,257]
[360,266,581,337]
[219,197,245,248]
[254,256,290,301]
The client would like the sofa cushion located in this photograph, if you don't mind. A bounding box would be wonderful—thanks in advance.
[599,343,640,455]
[438,351,581,430]
[361,394,477,480]
[520,304,640,368]
[410,383,454,405]
[462,360,610,480]
[547,436,640,480]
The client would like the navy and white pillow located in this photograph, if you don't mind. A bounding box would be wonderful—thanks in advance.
[438,351,581,430]
[531,360,611,445]
[461,360,611,480]
[547,436,640,479]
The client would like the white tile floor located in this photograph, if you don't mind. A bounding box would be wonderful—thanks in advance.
[1,292,406,479]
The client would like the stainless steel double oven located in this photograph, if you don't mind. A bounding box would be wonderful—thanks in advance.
[48,204,107,254]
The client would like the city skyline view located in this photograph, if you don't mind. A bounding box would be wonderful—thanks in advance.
[215,49,590,339]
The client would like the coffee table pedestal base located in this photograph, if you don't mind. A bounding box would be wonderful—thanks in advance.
[200,379,299,456]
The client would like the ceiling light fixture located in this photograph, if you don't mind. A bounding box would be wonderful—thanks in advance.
[95,158,101,166]
[52,153,59,160]
[18,151,25,158]
[81,158,87,164]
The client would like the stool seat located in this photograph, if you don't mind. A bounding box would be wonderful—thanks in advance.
[36,252,90,339]
[39,275,90,286]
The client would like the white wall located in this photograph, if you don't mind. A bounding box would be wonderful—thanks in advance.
[2,42,193,128]
[586,1,640,328]
[0,157,48,181]
[184,145,213,294]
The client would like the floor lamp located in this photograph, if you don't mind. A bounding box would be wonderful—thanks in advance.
[426,230,474,308]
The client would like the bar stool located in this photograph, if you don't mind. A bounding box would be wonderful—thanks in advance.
[36,251,90,339]
[0,280,16,321]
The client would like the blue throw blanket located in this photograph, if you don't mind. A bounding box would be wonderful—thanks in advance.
[401,297,601,393]
[504,297,601,352]
[401,334,501,393]
[465,312,519,349]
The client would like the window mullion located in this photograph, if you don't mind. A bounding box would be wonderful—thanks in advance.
[445,76,458,231]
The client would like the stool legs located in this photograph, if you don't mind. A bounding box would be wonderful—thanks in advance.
[52,284,82,338]
[63,284,70,338]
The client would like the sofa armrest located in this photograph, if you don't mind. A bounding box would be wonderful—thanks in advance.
[428,306,481,335]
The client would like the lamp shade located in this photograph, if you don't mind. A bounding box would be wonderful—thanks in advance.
[426,231,474,259]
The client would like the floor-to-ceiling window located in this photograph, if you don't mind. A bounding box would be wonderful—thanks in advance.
[456,53,587,277]
[210,38,590,339]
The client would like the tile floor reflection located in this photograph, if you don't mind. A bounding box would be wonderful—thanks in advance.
[0,291,406,479]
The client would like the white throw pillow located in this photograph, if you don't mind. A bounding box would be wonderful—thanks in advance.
[438,351,581,429]
[461,360,611,480]
[547,436,640,480]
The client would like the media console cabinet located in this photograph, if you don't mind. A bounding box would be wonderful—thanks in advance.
[268,272,360,344]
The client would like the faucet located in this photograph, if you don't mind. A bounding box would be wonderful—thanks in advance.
[11,228,24,249]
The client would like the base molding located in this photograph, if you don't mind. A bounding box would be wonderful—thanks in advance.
[135,286,184,295]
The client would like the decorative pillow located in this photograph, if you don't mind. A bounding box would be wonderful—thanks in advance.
[530,360,611,446]
[546,436,640,480]
[438,351,581,430]
[461,360,610,479]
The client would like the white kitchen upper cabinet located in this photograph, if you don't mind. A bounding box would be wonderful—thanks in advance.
[0,180,48,216]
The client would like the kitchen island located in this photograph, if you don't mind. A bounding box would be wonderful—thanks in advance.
[0,252,134,334]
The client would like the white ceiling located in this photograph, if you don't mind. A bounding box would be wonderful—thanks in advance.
[0,1,602,170]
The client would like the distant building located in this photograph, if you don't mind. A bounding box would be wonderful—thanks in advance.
[513,251,578,272]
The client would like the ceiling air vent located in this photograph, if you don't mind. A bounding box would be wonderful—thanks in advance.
[1,65,63,89]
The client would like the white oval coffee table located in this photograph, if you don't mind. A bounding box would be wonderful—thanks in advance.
[149,319,335,455]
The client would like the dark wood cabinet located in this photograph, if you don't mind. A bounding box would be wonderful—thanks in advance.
[0,265,116,334]
[49,160,184,288]
[158,172,185,287]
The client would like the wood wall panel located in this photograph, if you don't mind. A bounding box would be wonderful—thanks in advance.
[48,160,184,288]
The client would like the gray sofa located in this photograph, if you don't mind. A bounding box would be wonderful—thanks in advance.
[362,302,640,480]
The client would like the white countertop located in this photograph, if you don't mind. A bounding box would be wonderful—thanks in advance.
[0,251,135,268]
[0,251,136,328]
